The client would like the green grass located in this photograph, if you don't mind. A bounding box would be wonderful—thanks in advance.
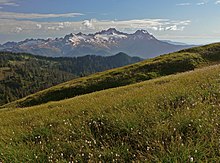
[4,42,220,108]
[0,67,11,80]
[0,64,220,162]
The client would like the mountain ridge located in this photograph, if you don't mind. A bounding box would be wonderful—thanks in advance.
[0,28,192,58]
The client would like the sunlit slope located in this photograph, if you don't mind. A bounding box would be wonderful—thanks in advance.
[4,42,220,108]
[0,64,220,162]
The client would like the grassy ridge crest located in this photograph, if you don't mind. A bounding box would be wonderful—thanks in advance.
[4,42,220,108]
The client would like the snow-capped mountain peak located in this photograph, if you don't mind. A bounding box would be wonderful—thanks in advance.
[64,33,74,40]
[64,28,154,45]
[67,28,129,45]
[0,28,191,58]
[134,29,149,35]
[132,29,155,40]
[95,28,127,35]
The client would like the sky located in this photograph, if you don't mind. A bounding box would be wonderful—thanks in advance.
[0,0,220,44]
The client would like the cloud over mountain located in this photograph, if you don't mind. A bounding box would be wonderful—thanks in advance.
[0,12,191,43]
[0,11,83,20]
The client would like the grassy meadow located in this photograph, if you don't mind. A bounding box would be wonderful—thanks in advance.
[4,42,220,109]
[0,63,220,162]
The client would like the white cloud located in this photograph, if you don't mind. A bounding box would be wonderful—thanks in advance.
[176,1,208,6]
[0,11,83,20]
[0,18,191,35]
[14,27,22,33]
[196,2,205,5]
[36,24,42,29]
[0,0,19,7]
[176,3,191,6]
[165,25,185,31]
[148,26,158,31]
[82,20,95,29]
[215,0,220,4]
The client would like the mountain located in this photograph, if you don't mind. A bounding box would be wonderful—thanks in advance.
[4,42,220,108]
[0,52,142,105]
[161,40,190,46]
[1,51,220,161]
[0,28,192,58]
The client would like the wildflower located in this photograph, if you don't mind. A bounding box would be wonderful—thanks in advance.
[93,140,97,144]
[190,156,194,162]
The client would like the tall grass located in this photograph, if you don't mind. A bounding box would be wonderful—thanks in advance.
[0,64,220,162]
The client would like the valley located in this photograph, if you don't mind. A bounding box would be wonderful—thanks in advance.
[0,52,142,105]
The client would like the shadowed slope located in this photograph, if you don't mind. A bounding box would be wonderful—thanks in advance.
[3,43,220,108]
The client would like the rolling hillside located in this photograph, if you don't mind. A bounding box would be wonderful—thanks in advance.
[0,63,220,162]
[0,52,142,105]
[5,42,220,108]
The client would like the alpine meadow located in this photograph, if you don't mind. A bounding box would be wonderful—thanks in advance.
[0,0,220,162]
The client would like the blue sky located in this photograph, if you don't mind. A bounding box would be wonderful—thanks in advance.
[0,0,220,44]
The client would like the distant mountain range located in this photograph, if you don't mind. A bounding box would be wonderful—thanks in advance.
[161,40,190,46]
[0,28,193,58]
